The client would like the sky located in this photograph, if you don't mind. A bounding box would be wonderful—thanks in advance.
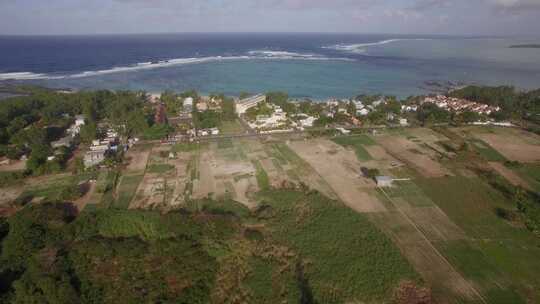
[0,0,539,35]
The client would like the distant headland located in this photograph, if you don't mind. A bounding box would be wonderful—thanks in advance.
[509,44,540,49]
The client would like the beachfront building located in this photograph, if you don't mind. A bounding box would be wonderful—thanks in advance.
[236,94,266,115]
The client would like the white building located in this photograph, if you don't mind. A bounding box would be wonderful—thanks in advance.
[197,128,220,137]
[358,108,370,116]
[372,98,385,108]
[183,97,194,112]
[75,115,85,127]
[336,127,351,135]
[235,94,266,115]
[299,115,316,128]
[84,151,106,168]
[399,118,409,126]
[375,176,393,187]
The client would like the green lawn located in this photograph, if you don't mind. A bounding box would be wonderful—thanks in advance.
[332,135,375,161]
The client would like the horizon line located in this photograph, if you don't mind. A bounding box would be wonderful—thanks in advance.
[0,31,527,39]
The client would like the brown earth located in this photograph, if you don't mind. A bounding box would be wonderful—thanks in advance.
[477,133,540,163]
[376,135,452,178]
[488,162,532,190]
[0,159,26,172]
[125,147,151,172]
[288,139,386,213]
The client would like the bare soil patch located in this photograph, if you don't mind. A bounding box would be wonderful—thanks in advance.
[376,136,451,178]
[192,143,259,208]
[477,133,540,163]
[288,139,386,213]
[488,162,532,190]
[125,147,151,172]
[0,159,26,171]
[0,186,23,206]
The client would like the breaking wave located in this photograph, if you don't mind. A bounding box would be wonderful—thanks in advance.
[324,38,430,54]
[0,51,352,81]
[0,72,63,81]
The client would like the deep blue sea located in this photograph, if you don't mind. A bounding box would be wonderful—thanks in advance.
[1,33,540,99]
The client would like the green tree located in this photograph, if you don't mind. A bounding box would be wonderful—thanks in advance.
[79,122,98,144]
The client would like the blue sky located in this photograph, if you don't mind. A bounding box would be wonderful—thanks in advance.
[0,0,539,35]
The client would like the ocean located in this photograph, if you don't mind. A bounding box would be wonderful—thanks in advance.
[1,33,540,99]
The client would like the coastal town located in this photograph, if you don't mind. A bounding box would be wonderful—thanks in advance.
[0,88,516,170]
[0,85,539,304]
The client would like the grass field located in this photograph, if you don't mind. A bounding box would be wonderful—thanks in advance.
[171,142,199,153]
[332,135,375,161]
[251,160,270,190]
[258,189,420,303]
[515,163,540,192]
[20,173,95,201]
[219,119,245,135]
[415,175,540,303]
[146,163,175,174]
[468,139,508,162]
[113,174,144,209]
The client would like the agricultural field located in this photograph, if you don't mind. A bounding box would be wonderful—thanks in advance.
[288,127,540,303]
[374,128,453,178]
[3,125,540,303]
[459,126,540,163]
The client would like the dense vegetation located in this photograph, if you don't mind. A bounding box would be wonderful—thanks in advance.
[0,88,172,174]
[0,187,421,303]
[0,204,230,303]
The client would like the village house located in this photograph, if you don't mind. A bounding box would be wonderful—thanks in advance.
[197,128,220,137]
[84,150,106,168]
[422,95,500,115]
[196,101,208,112]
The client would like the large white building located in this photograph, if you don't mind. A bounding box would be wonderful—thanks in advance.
[183,97,194,113]
[235,94,266,115]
